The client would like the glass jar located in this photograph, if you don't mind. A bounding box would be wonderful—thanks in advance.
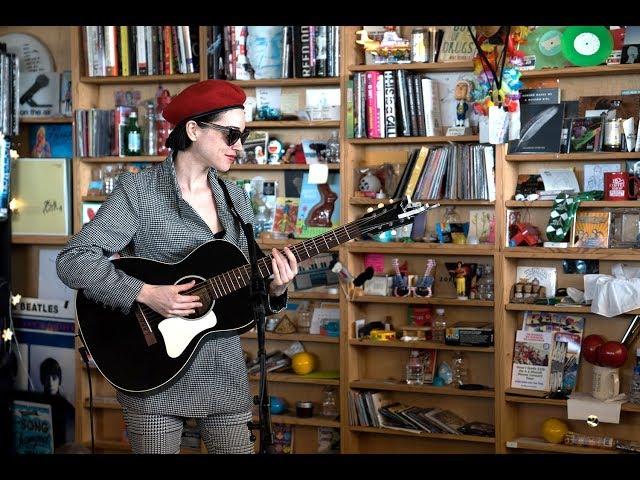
[321,387,338,417]
[324,130,340,163]
[297,304,312,334]
[253,205,269,238]
[477,264,495,301]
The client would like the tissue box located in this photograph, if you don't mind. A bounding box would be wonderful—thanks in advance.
[445,322,494,347]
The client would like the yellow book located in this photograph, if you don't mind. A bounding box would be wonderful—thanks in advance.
[120,26,130,77]
[403,146,429,200]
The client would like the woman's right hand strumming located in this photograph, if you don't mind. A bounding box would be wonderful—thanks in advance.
[136,280,203,317]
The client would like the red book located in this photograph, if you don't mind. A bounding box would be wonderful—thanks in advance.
[365,71,381,138]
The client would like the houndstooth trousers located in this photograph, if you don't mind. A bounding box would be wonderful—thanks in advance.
[123,409,254,454]
[57,155,286,453]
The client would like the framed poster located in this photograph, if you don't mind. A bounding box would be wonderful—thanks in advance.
[10,157,71,235]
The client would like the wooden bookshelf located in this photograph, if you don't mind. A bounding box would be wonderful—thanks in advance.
[350,379,495,398]
[77,156,165,163]
[351,295,493,307]
[345,242,495,255]
[246,120,340,128]
[503,247,640,260]
[350,198,494,206]
[350,426,495,443]
[261,414,340,428]
[519,63,640,79]
[231,78,340,87]
[83,440,131,452]
[19,116,73,124]
[11,235,70,245]
[505,303,640,315]
[242,332,339,343]
[505,152,640,162]
[82,195,107,202]
[289,288,339,300]
[504,395,640,413]
[348,61,473,73]
[348,135,478,145]
[249,372,340,386]
[231,163,340,171]
[80,73,200,84]
[349,338,494,353]
[505,437,618,454]
[505,200,640,208]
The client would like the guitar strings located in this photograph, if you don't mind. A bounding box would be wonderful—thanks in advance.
[136,208,395,322]
[136,211,389,321]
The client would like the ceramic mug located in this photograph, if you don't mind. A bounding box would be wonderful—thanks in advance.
[591,365,620,401]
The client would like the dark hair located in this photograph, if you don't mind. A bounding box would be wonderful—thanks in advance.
[165,108,241,152]
[40,357,61,385]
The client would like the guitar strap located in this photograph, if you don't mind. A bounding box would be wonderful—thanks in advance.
[217,178,265,260]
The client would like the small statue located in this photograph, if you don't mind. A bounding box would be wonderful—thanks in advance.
[451,261,469,300]
[306,183,338,227]
[454,80,472,127]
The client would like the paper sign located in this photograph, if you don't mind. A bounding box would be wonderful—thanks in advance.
[488,105,509,144]
[308,163,329,184]
[567,392,622,424]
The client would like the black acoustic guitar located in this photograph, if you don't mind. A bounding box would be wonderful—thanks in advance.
[76,199,432,394]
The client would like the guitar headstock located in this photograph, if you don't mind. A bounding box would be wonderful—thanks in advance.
[357,196,439,238]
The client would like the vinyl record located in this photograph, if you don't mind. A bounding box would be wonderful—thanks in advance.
[521,26,571,70]
[561,26,613,67]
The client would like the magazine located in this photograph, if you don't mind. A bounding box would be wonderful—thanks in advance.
[511,329,556,391]
[271,197,299,238]
[522,311,585,393]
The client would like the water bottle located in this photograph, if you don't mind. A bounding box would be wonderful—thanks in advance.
[432,308,446,343]
[630,348,640,404]
[406,350,424,385]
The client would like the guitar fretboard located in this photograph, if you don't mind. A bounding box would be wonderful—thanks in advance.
[205,222,362,300]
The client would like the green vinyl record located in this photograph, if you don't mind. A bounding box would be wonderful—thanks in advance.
[561,26,613,67]
[521,26,571,69]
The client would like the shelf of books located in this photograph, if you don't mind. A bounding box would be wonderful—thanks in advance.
[340,25,499,453]
[498,40,640,451]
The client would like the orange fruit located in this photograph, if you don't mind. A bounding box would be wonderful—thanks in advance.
[291,352,316,375]
[541,417,568,444]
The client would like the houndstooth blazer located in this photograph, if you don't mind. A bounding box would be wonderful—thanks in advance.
[56,155,287,417]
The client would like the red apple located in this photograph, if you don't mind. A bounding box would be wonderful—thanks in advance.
[597,341,628,368]
[582,334,605,364]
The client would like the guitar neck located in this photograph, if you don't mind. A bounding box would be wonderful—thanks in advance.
[206,222,363,299]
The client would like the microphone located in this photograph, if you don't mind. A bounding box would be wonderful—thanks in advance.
[331,261,354,283]
[353,267,375,288]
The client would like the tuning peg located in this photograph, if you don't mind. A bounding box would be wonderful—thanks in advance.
[377,203,384,209]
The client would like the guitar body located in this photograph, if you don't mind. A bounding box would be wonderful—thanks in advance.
[76,240,254,395]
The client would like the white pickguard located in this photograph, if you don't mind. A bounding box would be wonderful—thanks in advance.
[157,310,218,358]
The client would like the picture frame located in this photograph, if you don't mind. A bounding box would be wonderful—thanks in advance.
[10,157,72,235]
[609,208,640,248]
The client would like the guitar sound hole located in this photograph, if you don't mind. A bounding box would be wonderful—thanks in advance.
[175,276,214,319]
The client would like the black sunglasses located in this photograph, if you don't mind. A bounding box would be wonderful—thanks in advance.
[197,122,250,146]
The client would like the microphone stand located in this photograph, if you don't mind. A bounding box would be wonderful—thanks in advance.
[242,223,275,454]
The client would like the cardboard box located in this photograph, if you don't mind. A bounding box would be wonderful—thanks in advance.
[445,322,494,347]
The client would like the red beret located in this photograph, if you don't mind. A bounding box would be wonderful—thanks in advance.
[162,80,246,126]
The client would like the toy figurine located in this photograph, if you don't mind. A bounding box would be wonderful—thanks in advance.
[454,80,472,127]
[448,261,470,300]
[416,259,436,297]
